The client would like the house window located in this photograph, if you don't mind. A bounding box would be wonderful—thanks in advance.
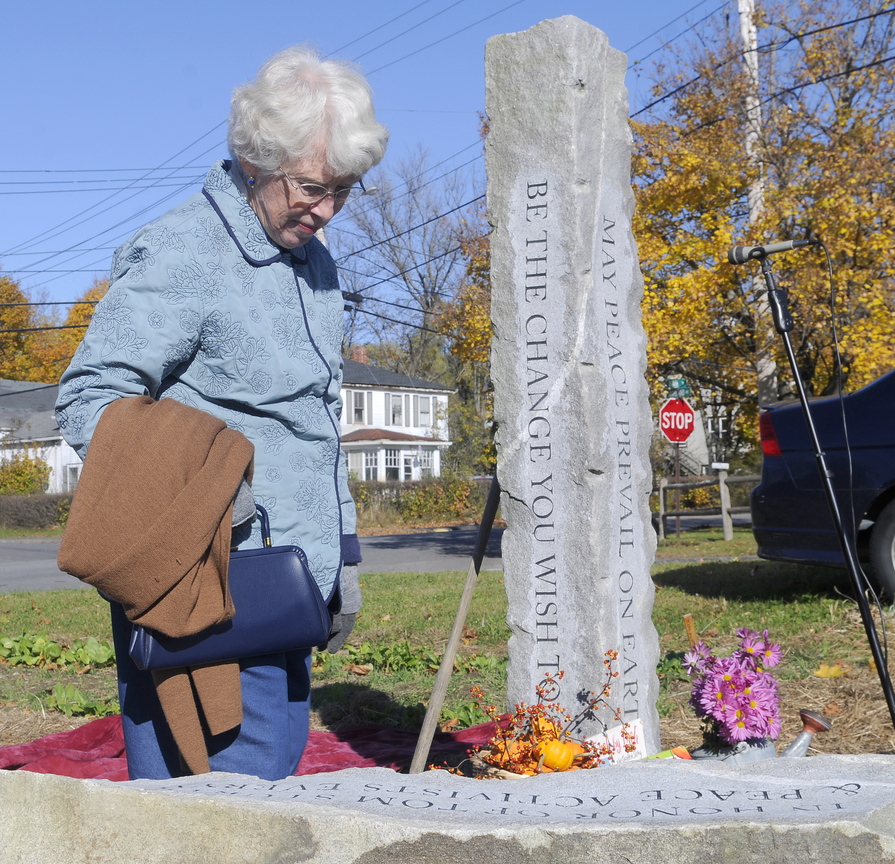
[419,450,434,479]
[418,396,431,429]
[351,391,368,425]
[363,451,378,482]
[65,464,81,492]
[389,394,403,426]
[348,451,363,478]
[403,455,414,481]
[385,448,400,481]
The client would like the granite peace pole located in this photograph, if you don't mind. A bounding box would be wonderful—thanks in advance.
[486,16,661,749]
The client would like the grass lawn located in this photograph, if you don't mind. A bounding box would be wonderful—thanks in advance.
[2,527,893,756]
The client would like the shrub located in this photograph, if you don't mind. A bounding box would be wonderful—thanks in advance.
[395,478,473,521]
[0,451,50,495]
[0,493,72,529]
[681,484,720,509]
[349,477,493,527]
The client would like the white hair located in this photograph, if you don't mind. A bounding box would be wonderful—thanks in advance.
[228,45,389,178]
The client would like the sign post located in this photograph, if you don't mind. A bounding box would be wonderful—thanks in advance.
[659,398,696,538]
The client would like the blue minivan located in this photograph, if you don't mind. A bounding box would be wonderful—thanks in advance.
[750,369,895,596]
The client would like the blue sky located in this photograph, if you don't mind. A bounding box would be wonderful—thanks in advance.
[1,0,733,305]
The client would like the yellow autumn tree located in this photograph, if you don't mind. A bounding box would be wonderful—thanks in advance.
[42,278,109,378]
[0,273,37,380]
[437,202,495,474]
[0,276,107,383]
[634,0,895,450]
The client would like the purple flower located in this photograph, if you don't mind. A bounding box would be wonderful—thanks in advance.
[759,640,783,669]
[686,629,782,744]
[683,642,712,675]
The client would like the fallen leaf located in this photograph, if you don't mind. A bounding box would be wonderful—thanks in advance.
[823,702,842,716]
[380,613,392,622]
[814,663,848,678]
[343,663,373,676]
[439,718,460,732]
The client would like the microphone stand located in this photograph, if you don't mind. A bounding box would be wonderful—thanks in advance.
[759,255,895,729]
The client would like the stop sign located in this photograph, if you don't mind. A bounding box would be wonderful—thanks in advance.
[659,398,696,443]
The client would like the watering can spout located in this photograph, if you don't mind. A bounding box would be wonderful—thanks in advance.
[780,709,832,757]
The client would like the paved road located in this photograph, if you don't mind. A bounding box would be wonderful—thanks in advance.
[0,526,505,594]
[0,538,80,593]
[1,514,751,594]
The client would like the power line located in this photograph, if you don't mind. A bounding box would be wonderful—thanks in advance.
[2,3,498,278]
[337,148,482,226]
[0,301,98,307]
[350,0,470,62]
[0,181,205,196]
[365,0,527,75]
[1,124,225,258]
[0,324,87,335]
[8,140,482,286]
[0,166,206,174]
[354,306,442,334]
[329,0,440,54]
[4,247,116,257]
[360,295,441,316]
[678,52,895,139]
[628,2,731,70]
[13,136,225,273]
[14,174,208,287]
[3,156,479,292]
[0,383,59,398]
[6,0,700,291]
[336,195,484,263]
[0,169,203,186]
[765,53,895,105]
[631,7,895,118]
[339,245,464,296]
[626,0,726,56]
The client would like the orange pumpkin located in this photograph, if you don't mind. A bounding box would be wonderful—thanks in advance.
[535,739,576,771]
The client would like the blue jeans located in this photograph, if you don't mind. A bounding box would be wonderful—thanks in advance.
[110,602,311,780]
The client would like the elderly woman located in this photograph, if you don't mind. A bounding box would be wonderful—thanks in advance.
[54,46,388,780]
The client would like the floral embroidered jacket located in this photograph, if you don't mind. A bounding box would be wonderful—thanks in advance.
[55,160,354,598]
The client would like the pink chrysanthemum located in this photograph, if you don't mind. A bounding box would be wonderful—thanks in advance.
[685,629,782,745]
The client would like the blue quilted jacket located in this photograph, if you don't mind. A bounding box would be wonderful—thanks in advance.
[55,160,355,598]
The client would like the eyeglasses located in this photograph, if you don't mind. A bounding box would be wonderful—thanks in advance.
[278,171,365,205]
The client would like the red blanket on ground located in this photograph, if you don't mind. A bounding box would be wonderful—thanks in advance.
[0,716,497,781]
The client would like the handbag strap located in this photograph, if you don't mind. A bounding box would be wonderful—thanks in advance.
[255,504,273,547]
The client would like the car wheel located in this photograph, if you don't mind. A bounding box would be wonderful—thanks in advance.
[869,500,895,599]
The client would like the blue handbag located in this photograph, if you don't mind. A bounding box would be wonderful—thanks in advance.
[128,505,333,670]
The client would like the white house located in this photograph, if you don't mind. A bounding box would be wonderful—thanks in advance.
[0,379,81,494]
[0,360,453,493]
[340,359,453,482]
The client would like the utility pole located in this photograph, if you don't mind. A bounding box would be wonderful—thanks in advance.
[737,0,777,406]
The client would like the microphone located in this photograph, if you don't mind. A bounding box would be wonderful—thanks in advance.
[728,238,819,265]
